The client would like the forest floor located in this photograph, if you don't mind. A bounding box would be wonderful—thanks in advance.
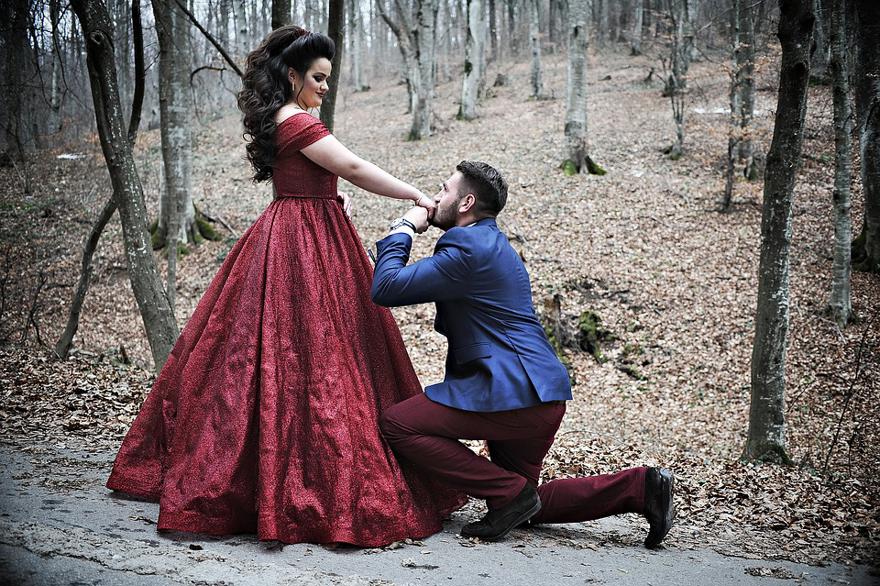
[0,46,878,576]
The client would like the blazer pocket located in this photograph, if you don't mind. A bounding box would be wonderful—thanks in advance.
[454,342,491,365]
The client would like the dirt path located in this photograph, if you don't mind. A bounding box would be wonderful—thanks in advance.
[1,439,874,585]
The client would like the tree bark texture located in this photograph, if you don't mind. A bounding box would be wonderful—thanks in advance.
[378,0,439,140]
[630,0,644,55]
[745,0,814,464]
[737,0,757,178]
[70,0,180,370]
[272,0,291,29]
[723,0,741,210]
[459,0,486,120]
[529,0,545,99]
[2,0,35,156]
[56,0,148,361]
[349,0,368,91]
[852,1,880,273]
[563,0,590,174]
[828,0,852,326]
[153,0,196,286]
[320,0,344,132]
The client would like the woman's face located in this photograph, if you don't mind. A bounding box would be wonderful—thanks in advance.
[290,57,331,109]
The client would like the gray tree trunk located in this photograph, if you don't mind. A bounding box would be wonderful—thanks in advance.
[153,0,196,316]
[320,0,344,132]
[528,0,545,99]
[852,1,880,274]
[2,0,35,158]
[235,0,249,57]
[745,0,815,464]
[378,0,439,140]
[219,0,231,46]
[349,0,368,90]
[665,0,693,158]
[722,0,742,211]
[69,0,180,370]
[827,0,852,326]
[737,0,757,178]
[459,0,486,120]
[272,0,291,28]
[630,0,644,55]
[489,0,498,60]
[810,0,830,83]
[563,0,590,174]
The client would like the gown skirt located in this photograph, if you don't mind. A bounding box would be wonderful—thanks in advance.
[107,115,466,546]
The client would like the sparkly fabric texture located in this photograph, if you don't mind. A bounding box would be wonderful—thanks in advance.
[106,112,466,546]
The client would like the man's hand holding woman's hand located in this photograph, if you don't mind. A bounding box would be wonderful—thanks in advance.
[403,206,430,234]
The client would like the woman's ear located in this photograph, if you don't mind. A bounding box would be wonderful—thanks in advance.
[288,67,298,88]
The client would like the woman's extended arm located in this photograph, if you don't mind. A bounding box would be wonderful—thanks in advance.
[301,134,433,208]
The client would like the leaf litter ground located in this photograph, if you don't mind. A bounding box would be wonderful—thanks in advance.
[0,49,877,569]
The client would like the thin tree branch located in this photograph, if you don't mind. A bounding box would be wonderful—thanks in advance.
[173,0,243,78]
[128,0,145,144]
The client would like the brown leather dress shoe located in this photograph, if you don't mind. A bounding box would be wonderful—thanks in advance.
[643,467,675,548]
[460,485,541,541]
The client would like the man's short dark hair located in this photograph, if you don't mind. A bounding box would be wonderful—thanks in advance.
[455,160,508,217]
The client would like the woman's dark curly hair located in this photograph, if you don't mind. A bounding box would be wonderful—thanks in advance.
[237,26,335,182]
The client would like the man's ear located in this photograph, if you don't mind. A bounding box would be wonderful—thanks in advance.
[459,193,477,214]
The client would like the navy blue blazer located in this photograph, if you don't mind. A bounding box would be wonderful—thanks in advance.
[371,217,572,412]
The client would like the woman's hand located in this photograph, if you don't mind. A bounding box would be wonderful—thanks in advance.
[414,193,436,219]
[338,192,353,218]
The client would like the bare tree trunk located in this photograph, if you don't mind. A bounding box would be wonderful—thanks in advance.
[320,0,344,131]
[2,0,34,158]
[562,0,603,176]
[459,0,486,120]
[738,0,757,179]
[273,0,292,28]
[220,0,231,46]
[745,0,814,465]
[810,0,830,84]
[70,0,180,369]
[235,0,249,58]
[508,0,517,56]
[630,0,644,55]
[349,0,368,90]
[56,0,147,361]
[489,0,498,61]
[664,0,692,159]
[378,0,439,140]
[153,0,196,276]
[529,0,545,99]
[826,0,852,326]
[851,1,880,274]
[722,0,741,211]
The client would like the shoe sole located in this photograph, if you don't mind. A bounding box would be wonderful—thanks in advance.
[477,498,542,542]
[645,469,676,549]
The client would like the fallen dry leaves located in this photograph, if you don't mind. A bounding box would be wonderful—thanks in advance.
[0,47,877,568]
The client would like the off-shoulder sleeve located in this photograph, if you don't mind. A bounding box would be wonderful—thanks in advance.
[275,114,331,153]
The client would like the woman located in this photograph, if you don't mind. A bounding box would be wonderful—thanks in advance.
[106,26,466,547]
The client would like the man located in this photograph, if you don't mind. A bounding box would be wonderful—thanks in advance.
[371,161,675,546]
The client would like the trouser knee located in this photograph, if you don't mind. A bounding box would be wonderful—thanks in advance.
[379,403,407,444]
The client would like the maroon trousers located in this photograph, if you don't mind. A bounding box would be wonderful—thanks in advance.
[380,393,646,524]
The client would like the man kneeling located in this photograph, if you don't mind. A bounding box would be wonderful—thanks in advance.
[371,161,675,546]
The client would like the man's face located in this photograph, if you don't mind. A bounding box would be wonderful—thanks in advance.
[431,171,466,230]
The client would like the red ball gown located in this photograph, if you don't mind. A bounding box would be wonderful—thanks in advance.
[106,112,466,546]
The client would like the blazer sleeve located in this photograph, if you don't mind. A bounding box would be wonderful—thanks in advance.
[371,229,473,307]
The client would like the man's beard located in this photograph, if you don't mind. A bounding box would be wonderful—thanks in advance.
[430,195,463,230]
